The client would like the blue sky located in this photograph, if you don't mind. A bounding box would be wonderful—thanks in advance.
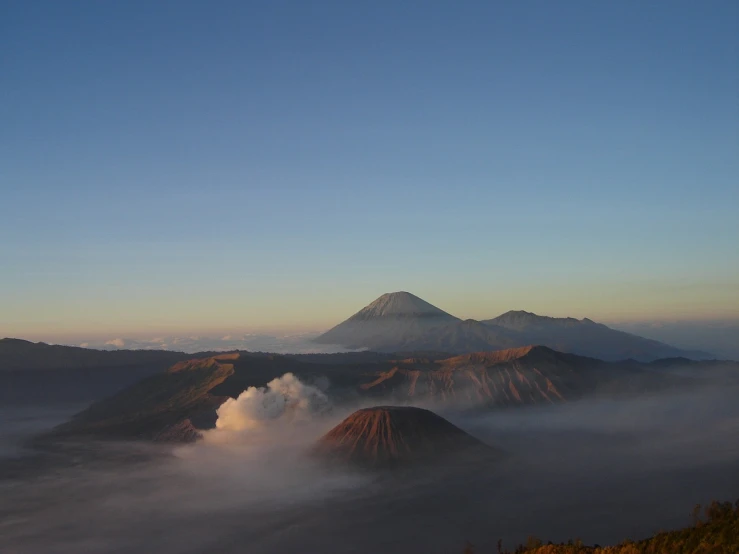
[1,1,737,339]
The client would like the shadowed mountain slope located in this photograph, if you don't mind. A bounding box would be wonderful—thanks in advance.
[386,319,519,353]
[483,310,712,361]
[50,354,239,440]
[313,406,501,468]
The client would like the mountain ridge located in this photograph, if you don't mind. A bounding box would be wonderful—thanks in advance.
[46,345,736,443]
[314,293,714,362]
[0,338,196,372]
[483,310,598,330]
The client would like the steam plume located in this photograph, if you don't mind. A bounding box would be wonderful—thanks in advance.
[214,373,330,431]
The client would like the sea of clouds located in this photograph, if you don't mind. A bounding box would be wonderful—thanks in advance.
[74,333,357,354]
[2,366,739,554]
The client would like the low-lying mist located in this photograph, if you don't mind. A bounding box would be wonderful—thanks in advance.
[1,369,738,554]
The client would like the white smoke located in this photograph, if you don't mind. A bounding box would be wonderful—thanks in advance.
[214,373,330,432]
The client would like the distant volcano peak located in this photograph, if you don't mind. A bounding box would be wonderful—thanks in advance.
[353,292,454,320]
[313,293,711,361]
[314,292,458,348]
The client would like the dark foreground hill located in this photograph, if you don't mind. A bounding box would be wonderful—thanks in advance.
[313,406,501,468]
[476,499,739,554]
[314,292,713,362]
[46,347,737,442]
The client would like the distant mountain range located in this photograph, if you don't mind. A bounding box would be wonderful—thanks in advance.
[0,338,204,404]
[315,292,713,362]
[0,338,193,372]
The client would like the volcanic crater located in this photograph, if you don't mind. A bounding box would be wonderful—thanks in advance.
[313,406,501,469]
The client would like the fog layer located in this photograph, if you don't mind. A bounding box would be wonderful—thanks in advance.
[1,376,738,553]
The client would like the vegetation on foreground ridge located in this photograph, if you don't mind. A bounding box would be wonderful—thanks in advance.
[463,500,739,554]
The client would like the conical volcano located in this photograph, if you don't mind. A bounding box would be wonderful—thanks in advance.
[314,406,499,468]
[350,291,454,319]
[314,292,459,350]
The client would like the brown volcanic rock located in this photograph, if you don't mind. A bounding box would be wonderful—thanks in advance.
[359,346,596,407]
[357,345,689,407]
[153,419,202,443]
[52,354,236,440]
[48,346,702,445]
[314,406,499,468]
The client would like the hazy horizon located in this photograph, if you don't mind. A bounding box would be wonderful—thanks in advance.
[2,1,737,340]
[4,295,739,360]
[4,289,739,344]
